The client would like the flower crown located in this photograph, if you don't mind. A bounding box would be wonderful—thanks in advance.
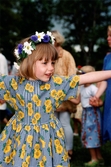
[14,31,55,62]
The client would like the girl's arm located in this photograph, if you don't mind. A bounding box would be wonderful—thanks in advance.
[79,70,111,85]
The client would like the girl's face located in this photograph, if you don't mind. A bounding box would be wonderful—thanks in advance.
[34,58,55,82]
[107,30,111,47]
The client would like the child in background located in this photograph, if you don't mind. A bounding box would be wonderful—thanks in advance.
[0,31,110,167]
[80,65,104,167]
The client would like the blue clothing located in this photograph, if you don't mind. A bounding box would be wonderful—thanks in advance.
[0,75,79,167]
[102,52,111,142]
[81,107,102,148]
[80,84,102,148]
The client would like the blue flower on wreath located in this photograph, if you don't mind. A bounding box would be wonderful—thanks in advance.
[42,34,50,43]
[30,35,38,42]
[18,44,23,54]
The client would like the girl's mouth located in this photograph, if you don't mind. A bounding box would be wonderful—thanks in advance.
[45,73,52,77]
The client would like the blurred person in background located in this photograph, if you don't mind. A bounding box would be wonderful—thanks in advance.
[51,30,77,158]
[90,25,111,144]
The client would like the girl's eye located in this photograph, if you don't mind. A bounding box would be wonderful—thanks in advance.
[52,61,55,65]
[43,61,47,64]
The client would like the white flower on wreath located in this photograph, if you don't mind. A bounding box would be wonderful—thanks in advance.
[23,41,34,55]
[14,49,20,59]
[47,31,55,44]
[35,31,45,42]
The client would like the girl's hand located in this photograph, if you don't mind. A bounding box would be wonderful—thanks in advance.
[89,96,103,107]
[0,99,6,105]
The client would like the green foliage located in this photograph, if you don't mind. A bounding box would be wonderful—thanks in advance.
[70,135,111,167]
[54,0,111,69]
[0,0,55,64]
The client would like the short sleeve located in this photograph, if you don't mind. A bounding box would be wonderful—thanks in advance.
[52,75,79,105]
[0,75,7,99]
[103,55,108,70]
[103,53,111,70]
[0,75,18,100]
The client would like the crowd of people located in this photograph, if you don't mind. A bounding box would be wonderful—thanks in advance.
[0,26,111,167]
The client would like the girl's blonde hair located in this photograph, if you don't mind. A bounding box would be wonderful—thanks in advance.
[108,25,111,32]
[15,38,58,79]
[80,65,95,73]
[51,30,65,46]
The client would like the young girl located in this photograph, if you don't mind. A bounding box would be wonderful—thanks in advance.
[0,31,111,167]
[80,65,104,167]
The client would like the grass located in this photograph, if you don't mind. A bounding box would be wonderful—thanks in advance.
[70,135,111,167]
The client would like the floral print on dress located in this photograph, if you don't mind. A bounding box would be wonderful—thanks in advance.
[0,74,79,167]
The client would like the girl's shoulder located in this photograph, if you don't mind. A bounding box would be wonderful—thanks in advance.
[6,75,19,81]
[1,75,24,84]
[51,74,80,89]
[52,74,79,82]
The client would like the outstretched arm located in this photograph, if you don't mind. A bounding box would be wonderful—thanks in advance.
[79,70,111,85]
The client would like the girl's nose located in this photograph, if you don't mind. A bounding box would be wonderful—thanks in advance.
[48,63,54,70]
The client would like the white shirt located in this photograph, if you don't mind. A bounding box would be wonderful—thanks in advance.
[80,84,98,108]
[0,53,8,109]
